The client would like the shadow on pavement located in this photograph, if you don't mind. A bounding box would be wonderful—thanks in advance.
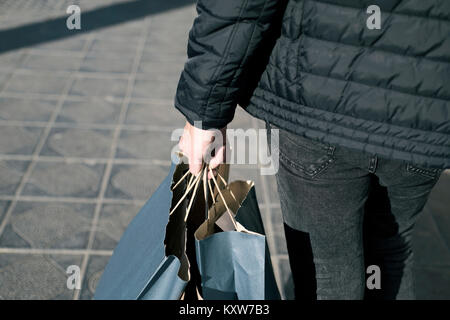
[0,0,195,54]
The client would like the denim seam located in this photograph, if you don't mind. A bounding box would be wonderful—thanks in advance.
[279,149,335,177]
[406,163,441,179]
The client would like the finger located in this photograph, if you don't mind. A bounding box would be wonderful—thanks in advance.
[209,144,225,169]
[178,135,185,152]
[207,168,217,180]
[188,141,204,176]
[189,160,203,176]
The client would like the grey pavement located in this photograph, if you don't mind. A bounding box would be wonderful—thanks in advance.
[0,0,448,300]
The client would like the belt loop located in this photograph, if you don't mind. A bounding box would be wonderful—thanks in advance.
[265,120,272,154]
[368,155,378,173]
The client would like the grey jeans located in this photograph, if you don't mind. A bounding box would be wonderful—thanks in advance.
[268,123,443,300]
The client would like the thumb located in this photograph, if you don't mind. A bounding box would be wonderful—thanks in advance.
[208,145,225,179]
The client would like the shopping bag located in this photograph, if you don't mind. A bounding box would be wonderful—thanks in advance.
[94,161,199,300]
[194,168,281,300]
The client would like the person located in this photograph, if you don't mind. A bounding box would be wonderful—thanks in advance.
[175,0,450,299]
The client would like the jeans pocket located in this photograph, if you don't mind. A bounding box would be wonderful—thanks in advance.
[272,124,335,179]
[405,163,443,180]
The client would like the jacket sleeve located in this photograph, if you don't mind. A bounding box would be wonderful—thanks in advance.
[174,0,287,129]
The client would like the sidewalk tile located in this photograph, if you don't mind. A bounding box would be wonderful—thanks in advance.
[80,56,135,74]
[22,162,105,198]
[131,77,177,100]
[137,59,183,80]
[268,208,287,255]
[21,54,82,71]
[69,77,128,98]
[0,126,43,155]
[56,98,122,124]
[0,160,29,195]
[92,203,141,250]
[105,163,168,200]
[413,207,450,267]
[0,71,10,88]
[0,200,10,225]
[278,257,295,300]
[116,130,174,160]
[4,73,70,95]
[34,37,87,52]
[0,254,83,300]
[0,52,25,70]
[87,38,140,58]
[0,202,94,249]
[0,97,57,122]
[125,102,184,126]
[80,255,110,300]
[426,173,450,249]
[40,127,113,158]
[265,174,280,205]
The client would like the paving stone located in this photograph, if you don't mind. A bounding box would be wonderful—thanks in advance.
[0,200,10,226]
[0,97,57,122]
[264,174,280,205]
[0,202,94,249]
[228,165,264,205]
[0,71,10,89]
[80,56,135,74]
[49,254,85,299]
[33,37,87,52]
[148,5,196,30]
[268,208,288,256]
[227,107,256,130]
[0,254,82,300]
[86,38,140,59]
[0,160,29,195]
[69,77,128,98]
[93,203,141,250]
[125,102,184,126]
[105,163,168,200]
[0,52,25,71]
[4,73,70,95]
[277,257,295,300]
[40,127,113,158]
[23,162,104,197]
[56,97,122,124]
[413,206,450,267]
[137,59,184,80]
[116,129,174,160]
[141,46,186,62]
[80,255,110,300]
[21,54,82,71]
[143,40,187,59]
[146,32,189,52]
[0,224,32,248]
[131,76,177,100]
[425,172,450,249]
[93,20,144,40]
[0,126,42,154]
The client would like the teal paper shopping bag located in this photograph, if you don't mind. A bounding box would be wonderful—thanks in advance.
[94,162,195,300]
[194,174,281,300]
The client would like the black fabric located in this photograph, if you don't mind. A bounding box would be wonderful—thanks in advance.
[283,223,317,300]
[175,0,450,168]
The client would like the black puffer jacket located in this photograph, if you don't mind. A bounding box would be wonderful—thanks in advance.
[175,0,450,168]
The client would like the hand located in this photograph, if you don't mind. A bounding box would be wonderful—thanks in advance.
[178,121,226,178]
